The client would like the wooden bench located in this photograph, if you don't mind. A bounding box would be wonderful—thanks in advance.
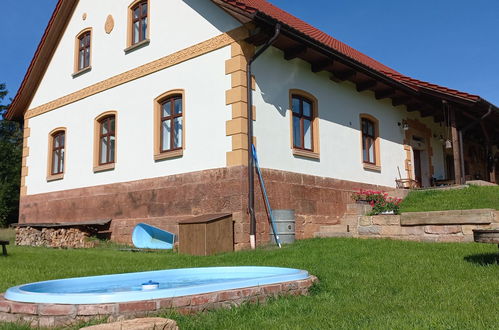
[0,240,9,256]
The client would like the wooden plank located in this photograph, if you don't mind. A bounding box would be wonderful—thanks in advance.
[178,213,231,225]
[12,219,111,228]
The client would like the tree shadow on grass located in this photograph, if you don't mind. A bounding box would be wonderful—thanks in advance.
[464,253,499,266]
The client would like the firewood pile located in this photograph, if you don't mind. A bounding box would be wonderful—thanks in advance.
[15,227,96,248]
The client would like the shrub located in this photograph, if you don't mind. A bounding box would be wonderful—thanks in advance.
[352,189,402,215]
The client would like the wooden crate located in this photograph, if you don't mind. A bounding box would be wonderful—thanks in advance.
[178,213,233,256]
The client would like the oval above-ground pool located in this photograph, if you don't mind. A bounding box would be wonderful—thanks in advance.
[5,266,309,304]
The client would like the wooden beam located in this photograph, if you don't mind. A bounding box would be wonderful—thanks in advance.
[392,96,410,107]
[375,89,395,100]
[450,108,462,184]
[311,60,333,73]
[284,45,307,60]
[331,69,356,82]
[356,80,377,92]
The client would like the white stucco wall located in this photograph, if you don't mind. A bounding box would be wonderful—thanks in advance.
[29,0,240,109]
[252,47,447,187]
[26,46,232,195]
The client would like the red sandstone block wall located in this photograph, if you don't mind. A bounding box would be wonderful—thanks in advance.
[19,166,389,249]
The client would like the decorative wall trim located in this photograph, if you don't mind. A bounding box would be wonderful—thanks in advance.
[105,15,115,34]
[225,41,255,167]
[20,119,30,196]
[24,26,249,120]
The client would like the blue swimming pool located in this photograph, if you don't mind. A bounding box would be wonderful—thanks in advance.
[5,266,309,304]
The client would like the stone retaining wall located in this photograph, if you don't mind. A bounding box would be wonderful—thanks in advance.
[0,276,317,328]
[358,209,498,242]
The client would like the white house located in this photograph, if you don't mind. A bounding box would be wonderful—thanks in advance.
[6,0,499,249]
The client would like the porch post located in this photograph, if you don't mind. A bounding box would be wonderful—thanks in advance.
[450,107,462,184]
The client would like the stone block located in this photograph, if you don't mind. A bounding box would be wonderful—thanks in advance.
[241,287,261,297]
[424,225,462,235]
[171,296,191,308]
[358,225,381,235]
[190,293,218,306]
[401,209,494,225]
[118,301,156,313]
[218,290,242,302]
[372,215,400,226]
[10,302,37,315]
[262,284,282,295]
[359,216,372,226]
[39,304,75,316]
[77,304,116,316]
[80,317,178,330]
[381,226,403,236]
[0,300,10,313]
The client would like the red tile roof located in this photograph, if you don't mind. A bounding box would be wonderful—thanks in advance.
[219,0,482,102]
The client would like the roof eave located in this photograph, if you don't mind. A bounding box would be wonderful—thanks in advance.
[5,0,78,122]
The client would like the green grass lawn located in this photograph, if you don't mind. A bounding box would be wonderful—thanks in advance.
[0,237,498,330]
[399,185,499,213]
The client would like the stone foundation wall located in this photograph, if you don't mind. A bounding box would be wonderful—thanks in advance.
[19,166,390,250]
[0,276,317,328]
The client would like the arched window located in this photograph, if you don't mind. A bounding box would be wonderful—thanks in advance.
[47,128,66,181]
[289,89,320,159]
[75,29,92,73]
[94,111,117,172]
[154,90,185,160]
[360,114,381,170]
[129,0,149,46]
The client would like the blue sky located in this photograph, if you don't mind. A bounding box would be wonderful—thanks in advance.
[1,0,498,105]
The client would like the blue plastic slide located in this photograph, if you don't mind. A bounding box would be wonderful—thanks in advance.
[132,223,175,250]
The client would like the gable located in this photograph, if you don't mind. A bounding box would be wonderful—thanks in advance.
[11,0,241,118]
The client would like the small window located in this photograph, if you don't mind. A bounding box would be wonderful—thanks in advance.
[360,114,381,170]
[154,90,185,160]
[47,128,66,181]
[94,111,117,172]
[292,95,314,151]
[98,116,116,165]
[51,132,65,174]
[75,29,91,73]
[289,90,319,159]
[130,0,148,45]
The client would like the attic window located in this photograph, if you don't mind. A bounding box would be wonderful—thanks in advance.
[76,30,91,72]
[130,0,148,46]
[74,28,92,75]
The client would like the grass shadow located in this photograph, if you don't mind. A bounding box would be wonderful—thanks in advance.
[464,253,499,266]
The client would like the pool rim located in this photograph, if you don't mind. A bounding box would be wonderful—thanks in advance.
[4,266,310,304]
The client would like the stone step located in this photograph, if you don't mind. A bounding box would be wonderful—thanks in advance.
[314,232,354,238]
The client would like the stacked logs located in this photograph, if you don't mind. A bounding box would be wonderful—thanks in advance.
[15,227,96,248]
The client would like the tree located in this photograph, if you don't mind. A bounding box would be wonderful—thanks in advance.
[0,83,22,227]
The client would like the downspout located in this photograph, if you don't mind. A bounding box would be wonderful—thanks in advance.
[458,106,493,184]
[248,23,281,250]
